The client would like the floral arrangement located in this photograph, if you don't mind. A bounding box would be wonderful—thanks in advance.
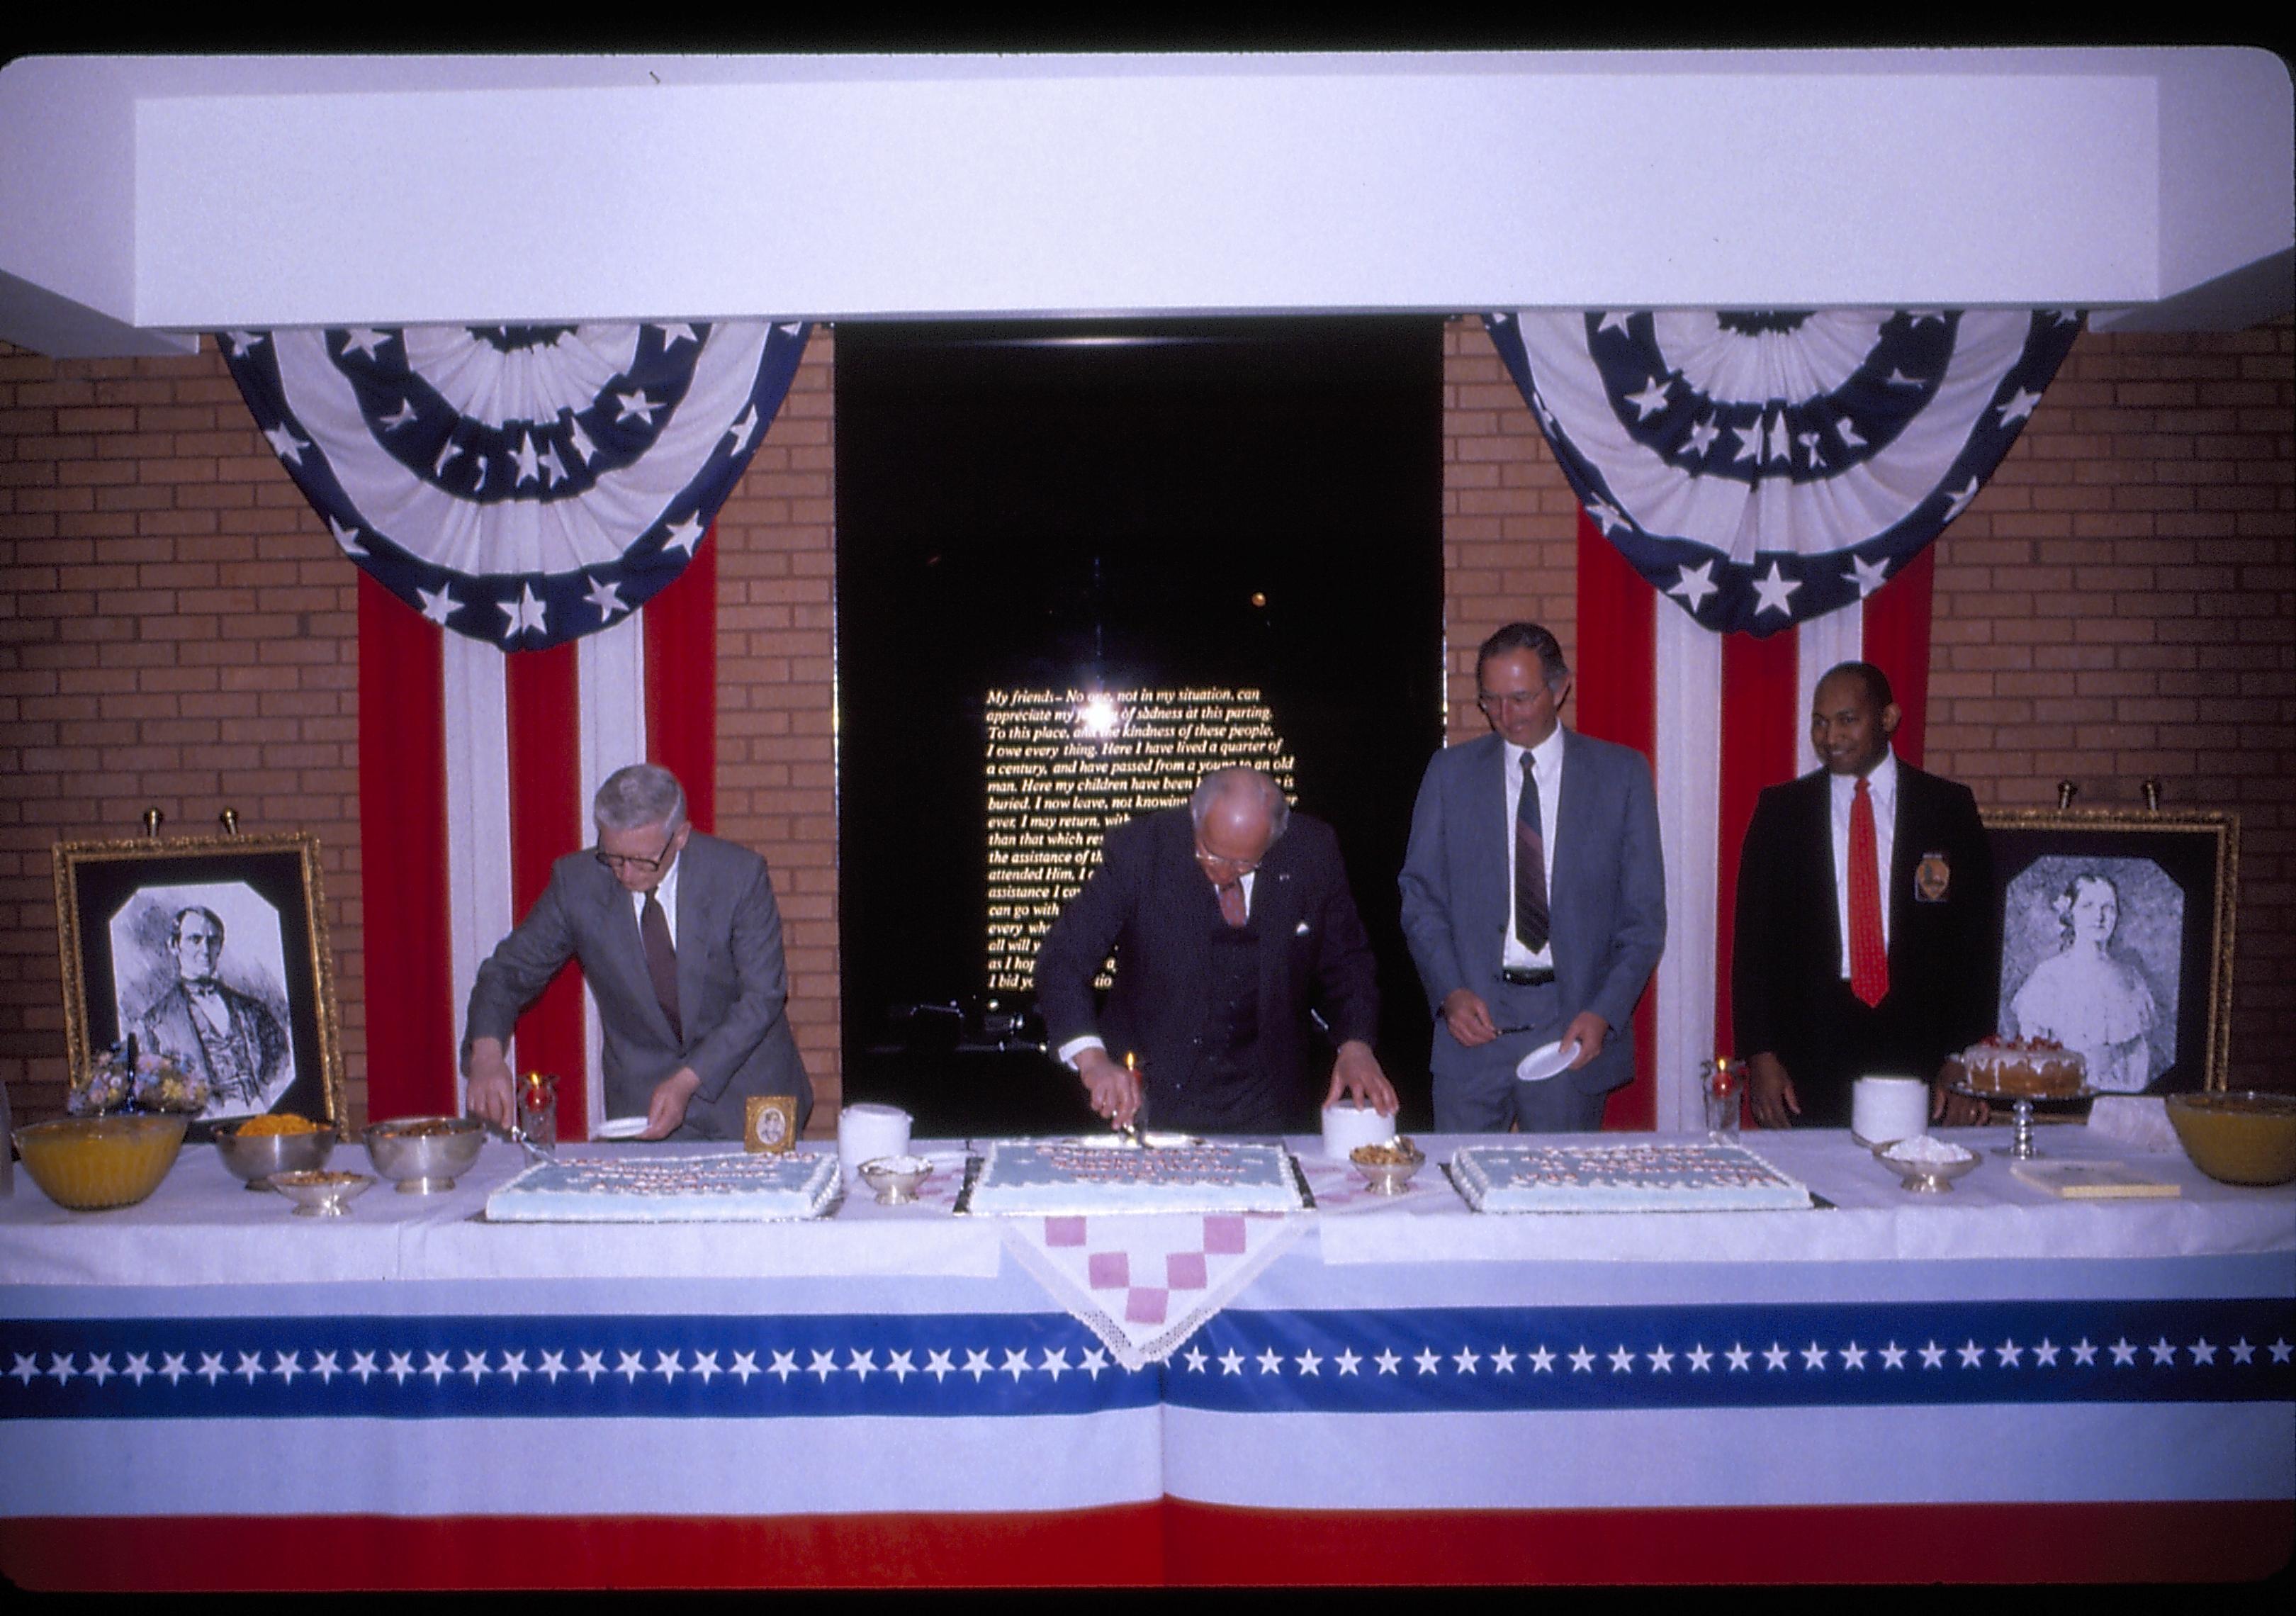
[68,1036,213,1118]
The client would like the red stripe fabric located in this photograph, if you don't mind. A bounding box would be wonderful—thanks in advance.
[1862,544,1936,769]
[1573,510,1659,1130]
[1712,627,1800,1058]
[504,641,587,1135]
[354,573,455,1121]
[9,1499,2279,1589]
[645,523,719,834]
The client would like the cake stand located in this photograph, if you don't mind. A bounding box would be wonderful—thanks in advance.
[1952,1083,2096,1160]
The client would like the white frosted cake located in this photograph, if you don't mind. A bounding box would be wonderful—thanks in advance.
[1451,1139,1811,1213]
[966,1138,1306,1216]
[485,1150,840,1223]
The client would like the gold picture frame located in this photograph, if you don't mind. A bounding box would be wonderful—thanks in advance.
[1981,809,2237,1093]
[53,831,347,1136]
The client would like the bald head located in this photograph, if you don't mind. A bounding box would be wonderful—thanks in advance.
[1188,768,1289,882]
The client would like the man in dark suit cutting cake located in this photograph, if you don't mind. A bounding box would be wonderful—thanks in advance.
[462,763,811,1140]
[1732,662,1995,1129]
[1035,765,1396,1135]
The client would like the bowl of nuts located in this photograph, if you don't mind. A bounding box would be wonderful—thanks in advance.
[1349,1137,1427,1196]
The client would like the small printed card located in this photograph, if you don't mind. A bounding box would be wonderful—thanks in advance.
[2010,1160,2181,1199]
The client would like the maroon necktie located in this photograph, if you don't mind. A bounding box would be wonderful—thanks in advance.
[1847,778,1889,1008]
[642,889,682,1043]
[1514,753,1550,953]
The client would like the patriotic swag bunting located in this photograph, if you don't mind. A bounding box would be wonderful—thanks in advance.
[219,321,809,651]
[1485,309,2081,637]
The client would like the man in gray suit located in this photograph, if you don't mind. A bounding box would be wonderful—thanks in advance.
[463,764,811,1140]
[1400,622,1665,1131]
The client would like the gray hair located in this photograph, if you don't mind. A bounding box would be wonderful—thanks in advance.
[593,764,688,834]
[1188,767,1291,846]
[1476,622,1571,692]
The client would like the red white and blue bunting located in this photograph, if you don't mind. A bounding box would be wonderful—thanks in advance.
[1485,309,2081,637]
[218,321,809,652]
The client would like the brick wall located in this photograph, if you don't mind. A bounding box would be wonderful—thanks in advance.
[2,315,2288,1123]
[1439,315,2296,1093]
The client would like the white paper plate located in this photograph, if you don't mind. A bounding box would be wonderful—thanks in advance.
[1514,1039,1580,1083]
[593,1116,650,1140]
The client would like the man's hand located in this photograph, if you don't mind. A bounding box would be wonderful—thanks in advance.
[1560,1012,1609,1070]
[465,1038,517,1130]
[641,1067,703,1140]
[1931,1060,1991,1128]
[1324,1039,1399,1116]
[1749,1050,1800,1129]
[1076,1048,1144,1130]
[1440,988,1498,1048]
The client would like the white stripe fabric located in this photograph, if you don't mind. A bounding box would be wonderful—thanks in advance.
[1652,607,1723,1132]
[442,634,512,1113]
[577,615,651,1132]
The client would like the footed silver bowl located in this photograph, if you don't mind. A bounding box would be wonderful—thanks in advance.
[1350,1142,1427,1196]
[213,1121,335,1191]
[364,1116,486,1194]
[860,1155,934,1205]
[1872,1139,1981,1194]
[271,1169,374,1218]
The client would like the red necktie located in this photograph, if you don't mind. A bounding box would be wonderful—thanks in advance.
[1217,880,1248,928]
[1847,778,1889,1008]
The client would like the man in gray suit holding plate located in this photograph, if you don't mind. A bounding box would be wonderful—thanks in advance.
[1400,622,1666,1132]
[463,763,811,1140]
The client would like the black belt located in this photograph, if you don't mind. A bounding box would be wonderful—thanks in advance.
[1499,966,1555,987]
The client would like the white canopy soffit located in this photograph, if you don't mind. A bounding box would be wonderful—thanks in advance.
[1,49,2289,358]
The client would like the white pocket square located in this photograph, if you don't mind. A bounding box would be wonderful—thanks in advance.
[1294,921,1311,936]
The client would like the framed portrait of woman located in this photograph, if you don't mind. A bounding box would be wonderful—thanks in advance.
[1981,809,2236,1094]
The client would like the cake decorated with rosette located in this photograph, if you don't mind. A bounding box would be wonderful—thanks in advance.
[1450,1139,1811,1213]
[1957,1036,2088,1099]
[485,1150,840,1222]
[966,1138,1306,1216]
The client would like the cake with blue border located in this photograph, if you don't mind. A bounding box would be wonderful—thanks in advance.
[968,1138,1305,1216]
[1451,1139,1811,1213]
[485,1150,840,1222]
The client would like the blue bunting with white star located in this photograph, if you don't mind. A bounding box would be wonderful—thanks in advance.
[1485,309,2082,637]
[218,321,809,651]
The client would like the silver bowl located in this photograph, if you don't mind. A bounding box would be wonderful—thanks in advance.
[364,1116,487,1194]
[1350,1143,1427,1196]
[860,1155,934,1205]
[1872,1139,1981,1194]
[213,1121,335,1190]
[271,1169,374,1218]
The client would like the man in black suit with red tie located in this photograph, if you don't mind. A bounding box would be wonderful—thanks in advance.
[1733,663,1996,1129]
[1035,766,1397,1135]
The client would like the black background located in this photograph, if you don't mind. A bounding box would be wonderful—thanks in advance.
[835,318,1446,1135]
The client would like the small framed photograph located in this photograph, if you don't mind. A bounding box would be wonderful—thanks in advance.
[1981,809,2237,1094]
[53,832,346,1136]
[744,1094,798,1155]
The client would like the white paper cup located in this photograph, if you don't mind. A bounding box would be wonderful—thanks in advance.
[838,1102,912,1184]
[1322,1101,1396,1160]
[1852,1075,1930,1147]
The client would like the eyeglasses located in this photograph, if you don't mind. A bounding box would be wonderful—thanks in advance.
[1477,688,1554,713]
[1193,844,1263,878]
[595,833,677,875]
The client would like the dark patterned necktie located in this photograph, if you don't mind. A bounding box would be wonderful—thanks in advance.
[1217,880,1248,928]
[1514,752,1550,953]
[642,890,682,1043]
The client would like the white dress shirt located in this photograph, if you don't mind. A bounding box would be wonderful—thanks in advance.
[1502,728,1564,972]
[1828,748,1897,977]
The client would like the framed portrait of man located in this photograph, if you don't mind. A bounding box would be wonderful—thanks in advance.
[1981,809,2237,1094]
[54,831,345,1136]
